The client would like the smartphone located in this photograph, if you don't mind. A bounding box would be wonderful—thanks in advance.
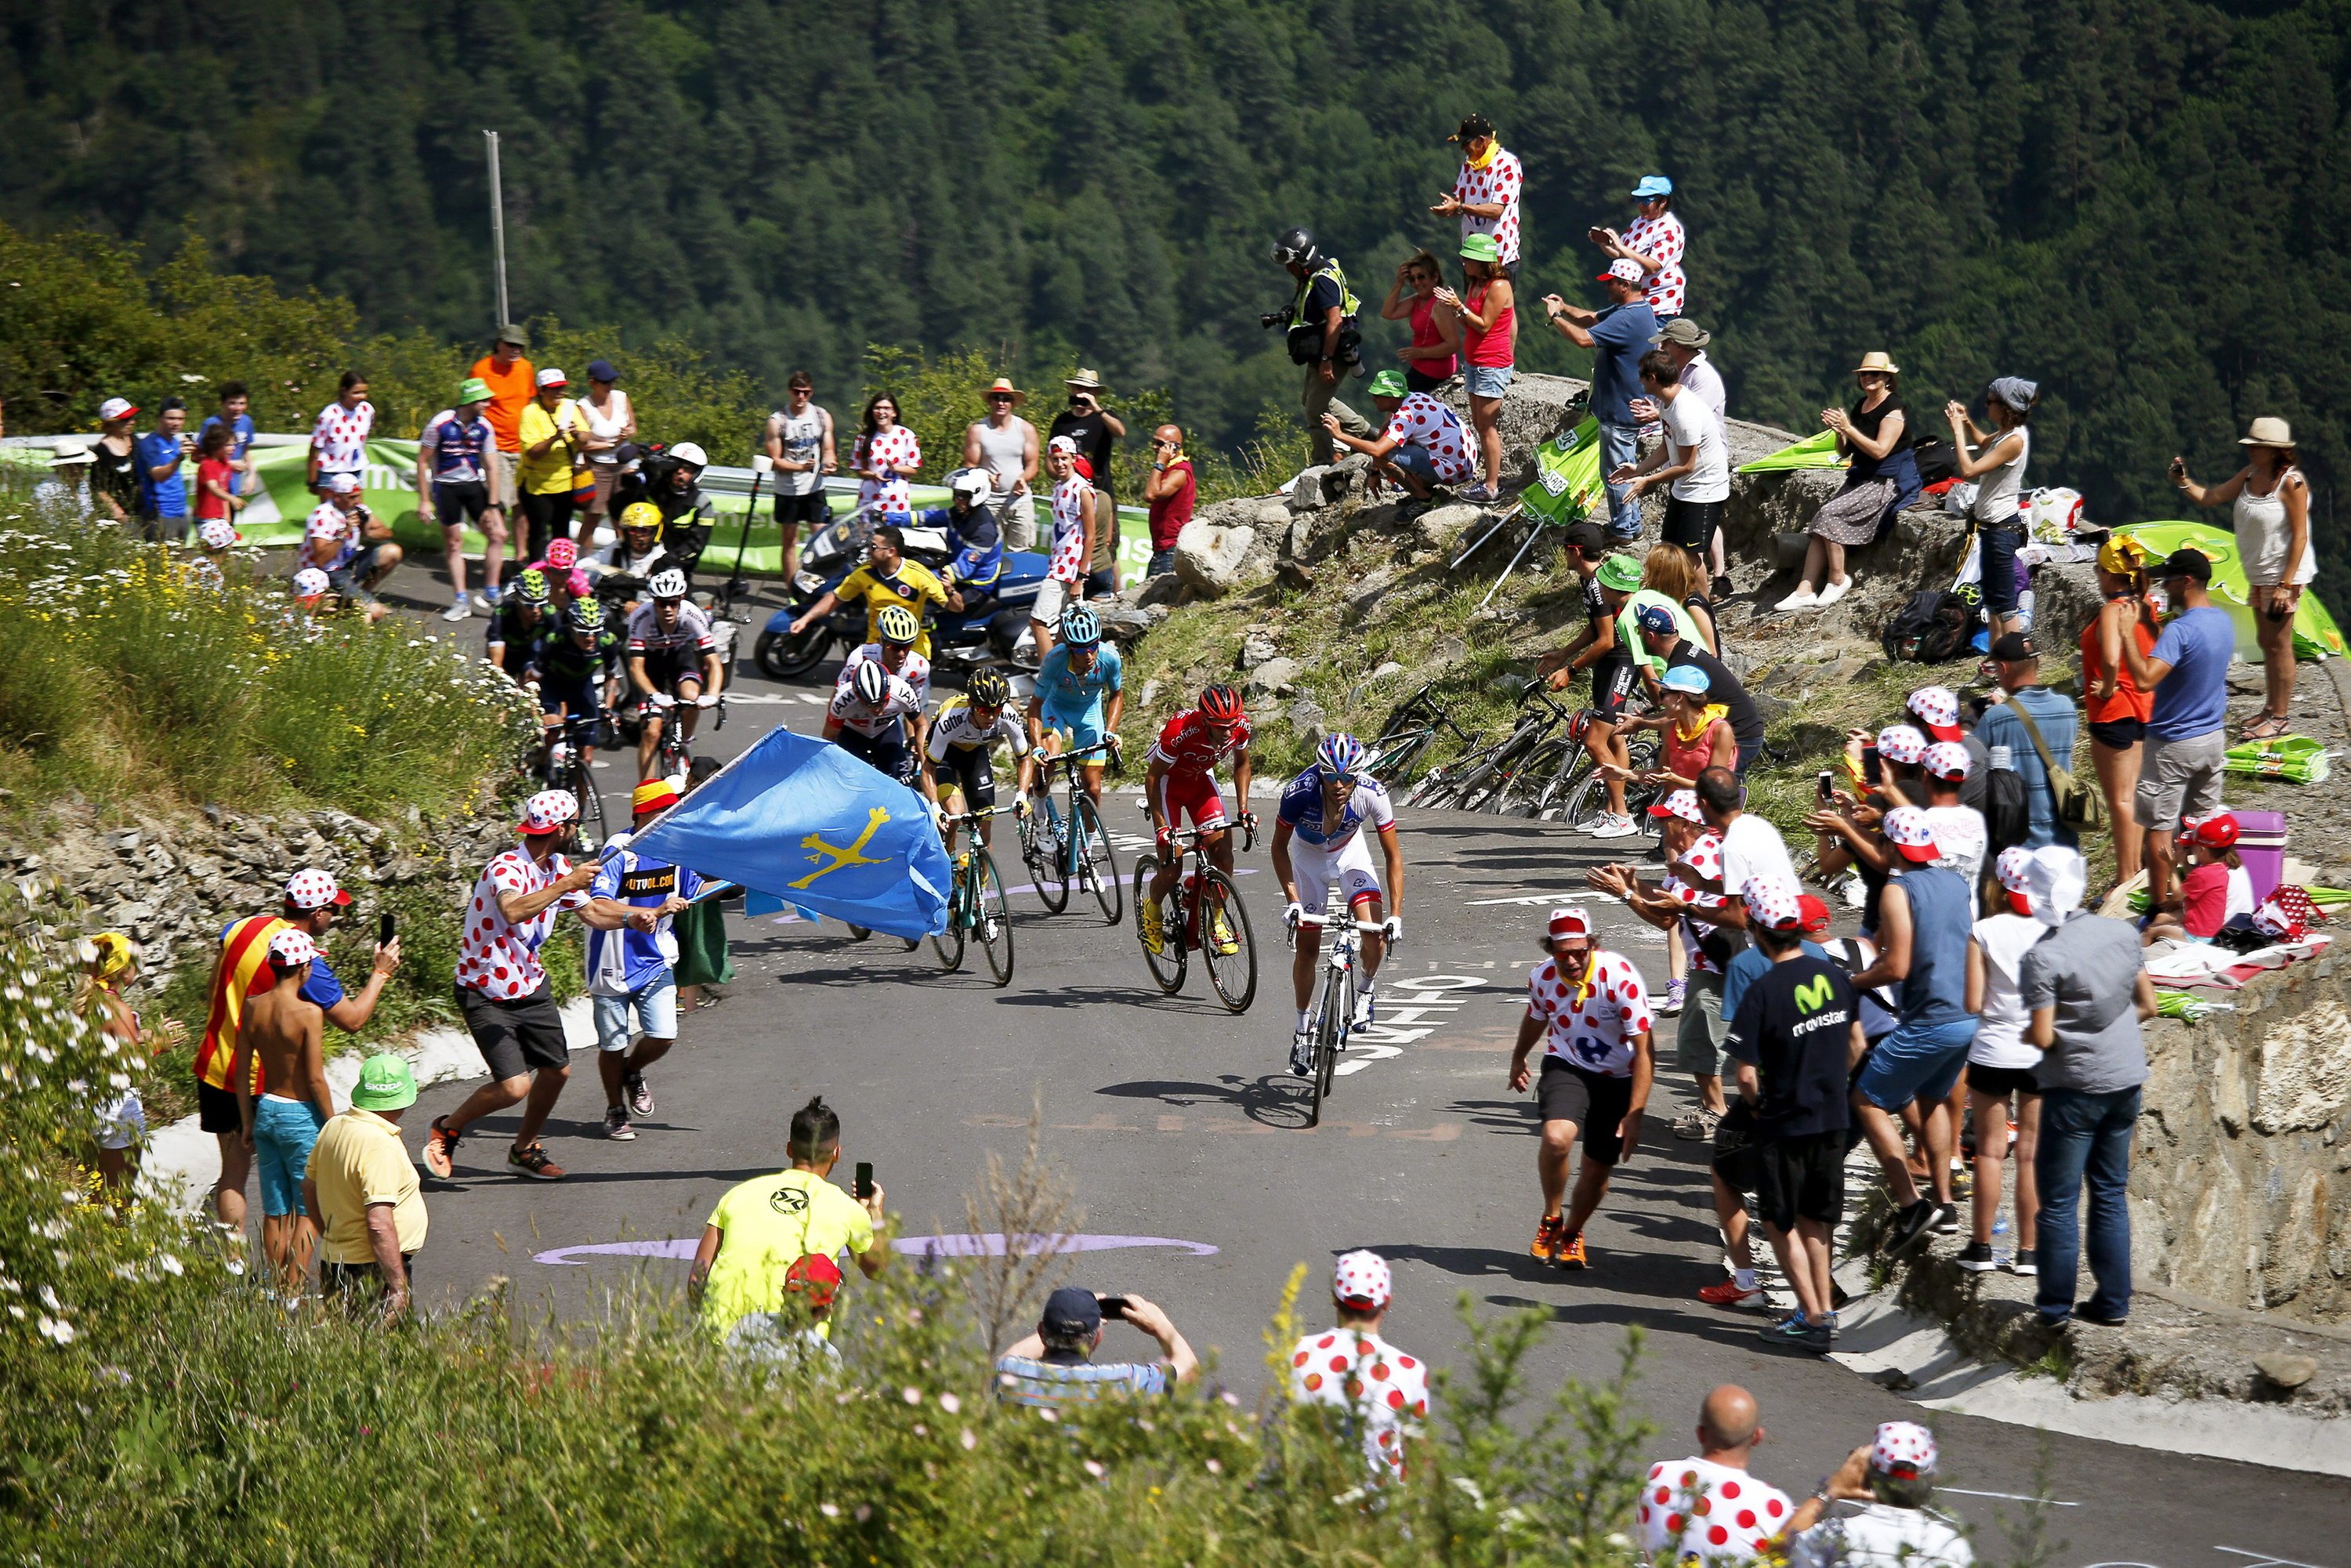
[853,1161,874,1200]
[1860,744,1882,786]
[1817,770,1836,803]
[1095,1295,1130,1320]
[379,911,396,946]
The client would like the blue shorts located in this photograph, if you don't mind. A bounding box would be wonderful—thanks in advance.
[594,976,678,1049]
[1979,526,2027,616]
[1856,1016,1978,1112]
[1041,705,1107,754]
[1464,364,1514,399]
[253,1095,328,1217]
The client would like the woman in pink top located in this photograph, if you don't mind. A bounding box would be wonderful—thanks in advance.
[1381,249,1459,394]
[1433,234,1515,502]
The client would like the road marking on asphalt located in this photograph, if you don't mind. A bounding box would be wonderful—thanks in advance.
[2215,1550,2339,1568]
[964,1112,1459,1141]
[1339,973,1498,1077]
[1936,1487,2081,1507]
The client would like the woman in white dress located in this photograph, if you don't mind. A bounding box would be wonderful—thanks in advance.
[2169,416,2312,741]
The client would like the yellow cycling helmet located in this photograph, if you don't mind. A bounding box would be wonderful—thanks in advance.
[618,501,664,536]
[875,603,921,646]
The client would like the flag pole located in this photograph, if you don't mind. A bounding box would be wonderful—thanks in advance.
[485,130,510,328]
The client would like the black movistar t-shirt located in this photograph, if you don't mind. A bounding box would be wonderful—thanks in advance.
[1723,956,1855,1139]
[1667,640,1763,751]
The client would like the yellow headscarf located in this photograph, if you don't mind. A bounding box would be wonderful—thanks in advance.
[87,931,136,980]
[1673,702,1730,744]
[2096,534,2151,578]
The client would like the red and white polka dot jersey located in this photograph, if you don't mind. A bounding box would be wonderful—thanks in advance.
[1637,1455,1792,1563]
[1382,392,1476,483]
[1666,831,1729,974]
[1624,210,1688,317]
[310,400,375,477]
[1047,475,1093,585]
[1287,1327,1429,1476]
[1453,146,1525,263]
[1527,949,1653,1075]
[457,844,591,999]
[853,426,922,515]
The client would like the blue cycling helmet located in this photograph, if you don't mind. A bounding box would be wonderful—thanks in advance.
[1060,604,1100,646]
[1317,733,1367,780]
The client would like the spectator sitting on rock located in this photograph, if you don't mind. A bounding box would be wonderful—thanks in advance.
[1324,370,1476,500]
[1779,352,1913,613]
[995,1286,1198,1410]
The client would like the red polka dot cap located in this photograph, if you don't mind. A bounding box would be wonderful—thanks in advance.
[1646,788,1703,824]
[1906,685,1963,741]
[1333,1249,1393,1310]
[1871,1419,1937,1479]
[1995,846,2036,893]
[266,928,317,968]
[1922,741,1972,781]
[1546,907,1593,943]
[1884,805,1940,863]
[1875,724,1928,766]
[1741,875,1803,932]
[282,867,351,910]
[294,568,330,597]
[516,790,580,835]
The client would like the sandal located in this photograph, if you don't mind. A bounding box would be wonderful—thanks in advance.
[2238,712,2291,743]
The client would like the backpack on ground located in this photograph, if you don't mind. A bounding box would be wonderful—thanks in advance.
[1882,590,1977,664]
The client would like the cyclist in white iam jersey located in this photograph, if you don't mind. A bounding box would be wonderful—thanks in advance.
[1272,733,1405,1077]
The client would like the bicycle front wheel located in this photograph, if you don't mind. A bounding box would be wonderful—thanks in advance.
[1071,793,1123,925]
[1494,737,1570,817]
[1132,855,1186,994]
[1306,965,1347,1127]
[1198,868,1258,1014]
[930,864,967,972]
[974,850,1015,987]
[1022,802,1070,914]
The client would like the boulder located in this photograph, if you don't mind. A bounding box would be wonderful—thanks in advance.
[1245,657,1302,697]
[1239,632,1280,669]
[1173,520,1255,597]
[1093,605,1161,643]
[1288,697,1328,743]
[1284,469,1330,514]
[1412,502,1483,553]
[1277,562,1316,592]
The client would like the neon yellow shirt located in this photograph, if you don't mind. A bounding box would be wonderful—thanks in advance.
[835,560,948,657]
[516,398,588,497]
[700,1168,874,1338]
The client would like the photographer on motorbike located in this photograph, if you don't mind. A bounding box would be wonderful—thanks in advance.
[625,567,723,782]
[586,501,672,615]
[1266,226,1373,468]
[918,469,1003,621]
[637,442,717,581]
[787,520,950,659]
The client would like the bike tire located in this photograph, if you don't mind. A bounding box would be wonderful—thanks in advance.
[1072,794,1123,925]
[1198,868,1258,1015]
[1132,855,1186,994]
[930,868,967,972]
[975,850,1015,987]
[1023,805,1070,914]
[755,626,833,681]
[1306,964,1346,1127]
[1560,767,1614,833]
[1494,737,1570,817]
[1456,741,1528,813]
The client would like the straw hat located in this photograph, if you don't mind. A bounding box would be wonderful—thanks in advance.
[984,376,1026,407]
[1064,368,1104,393]
[2240,416,2295,447]
[48,440,95,466]
[1853,351,1900,375]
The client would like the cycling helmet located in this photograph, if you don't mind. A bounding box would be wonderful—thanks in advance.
[1271,226,1320,268]
[1197,683,1245,724]
[967,668,1011,708]
[514,569,551,607]
[1059,604,1100,646]
[567,598,605,632]
[647,567,689,601]
[618,501,662,534]
[1317,733,1368,781]
[875,603,920,646]
[852,657,890,708]
[545,538,578,570]
[1563,708,1593,744]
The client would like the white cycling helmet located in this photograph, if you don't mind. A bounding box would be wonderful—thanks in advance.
[648,567,689,600]
[668,441,708,469]
[852,658,890,707]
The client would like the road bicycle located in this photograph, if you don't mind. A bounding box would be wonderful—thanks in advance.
[1017,739,1123,924]
[542,710,610,850]
[643,690,726,780]
[1131,813,1258,1013]
[1415,680,1579,813]
[1364,683,1483,789]
[1297,915,1390,1128]
[930,806,1015,986]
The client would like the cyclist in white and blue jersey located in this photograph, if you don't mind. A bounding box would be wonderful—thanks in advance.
[1025,605,1124,809]
[1273,733,1407,1075]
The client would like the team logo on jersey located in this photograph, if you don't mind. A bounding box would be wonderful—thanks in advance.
[1793,974,1838,1015]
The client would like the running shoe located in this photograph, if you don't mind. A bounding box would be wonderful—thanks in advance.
[1658,977,1686,1016]
[477,584,503,610]
[1139,900,1167,955]
[625,1068,654,1118]
[603,1106,636,1141]
[1815,578,1852,607]
[1458,482,1498,505]
[421,1116,461,1179]
[1929,1203,1961,1235]
[1956,1240,1998,1273]
[2005,1255,2038,1278]
[1672,1107,1720,1142]
[441,595,473,622]
[1289,1030,1315,1077]
[1698,1278,1763,1306]
[1711,574,1733,600]
[1530,1213,1565,1264]
[1758,1313,1831,1351]
[507,1143,566,1181]
[1556,1230,1590,1270]
[1588,813,1640,839]
[1773,588,1820,612]
[1885,1198,1937,1256]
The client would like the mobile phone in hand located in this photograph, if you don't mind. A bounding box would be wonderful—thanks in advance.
[379,911,396,946]
[1817,770,1836,803]
[1095,1295,1130,1320]
[853,1161,874,1200]
[1861,744,1882,786]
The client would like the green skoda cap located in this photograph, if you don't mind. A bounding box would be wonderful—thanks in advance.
[350,1052,418,1112]
[1459,232,1503,263]
[457,377,493,406]
[1366,369,1410,400]
[1596,553,1644,592]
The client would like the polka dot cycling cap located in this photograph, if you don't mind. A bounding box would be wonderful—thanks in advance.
[1871,1420,1938,1479]
[1875,725,1928,766]
[266,928,317,968]
[1332,1249,1393,1310]
[516,790,580,835]
[282,867,350,910]
[1741,875,1803,932]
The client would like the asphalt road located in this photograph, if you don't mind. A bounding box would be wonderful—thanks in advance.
[383,569,2349,1568]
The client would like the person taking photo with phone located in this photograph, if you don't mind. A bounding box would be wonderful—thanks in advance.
[996,1285,1199,1410]
[690,1095,889,1348]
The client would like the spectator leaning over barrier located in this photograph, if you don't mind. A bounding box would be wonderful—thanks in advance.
[469,324,537,516]
[1944,377,2038,644]
[1141,424,1195,576]
[1962,847,2046,1276]
[1542,262,1659,541]
[1773,1421,1974,1568]
[2018,846,2155,1328]
[1780,352,1912,612]
[2081,536,2156,893]
[1592,175,1688,321]
[2169,418,2312,743]
[90,396,143,525]
[1286,1250,1432,1480]
[136,396,194,542]
[1382,248,1461,394]
[1615,350,1730,572]
[2117,548,2233,915]
[304,1053,426,1323]
[307,371,374,498]
[1430,234,1515,503]
[1433,113,1523,278]
[1847,806,1976,1257]
[1973,632,2078,851]
[1639,1385,1796,1562]
[997,1285,1199,1410]
[691,1095,889,1349]
[1325,370,1476,501]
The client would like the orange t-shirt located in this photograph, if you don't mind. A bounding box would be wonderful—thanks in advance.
[469,353,538,452]
[2080,609,2155,725]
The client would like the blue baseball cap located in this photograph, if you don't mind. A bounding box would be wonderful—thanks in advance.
[1634,603,1679,636]
[1041,1286,1103,1338]
[1661,663,1711,696]
[1631,175,1674,199]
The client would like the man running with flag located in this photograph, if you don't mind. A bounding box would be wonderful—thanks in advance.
[587,779,704,1141]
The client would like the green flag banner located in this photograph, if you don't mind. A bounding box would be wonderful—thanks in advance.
[2117,519,2348,662]
[1519,417,1607,525]
[1735,429,1845,473]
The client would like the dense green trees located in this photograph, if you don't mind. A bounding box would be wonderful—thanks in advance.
[4,0,2347,588]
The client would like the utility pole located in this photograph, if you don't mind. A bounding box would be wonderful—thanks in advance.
[484,130,510,327]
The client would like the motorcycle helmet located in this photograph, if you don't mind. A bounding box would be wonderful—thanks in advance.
[1271,226,1320,268]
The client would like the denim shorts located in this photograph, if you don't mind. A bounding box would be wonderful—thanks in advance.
[1463,364,1514,399]
[1978,527,2026,615]
[594,975,679,1050]
[253,1094,328,1217]
[1856,1016,1978,1112]
[1389,444,1438,480]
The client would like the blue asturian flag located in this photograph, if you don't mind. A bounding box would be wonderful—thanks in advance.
[628,726,950,939]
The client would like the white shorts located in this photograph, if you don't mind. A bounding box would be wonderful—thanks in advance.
[1031,577,1072,627]
[1292,835,1382,925]
[96,1089,145,1152]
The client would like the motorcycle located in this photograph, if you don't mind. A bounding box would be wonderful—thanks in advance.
[752,506,1049,681]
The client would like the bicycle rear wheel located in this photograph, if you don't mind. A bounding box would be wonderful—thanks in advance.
[1071,794,1123,925]
[1494,738,1570,817]
[1560,767,1615,832]
[571,762,610,850]
[1198,869,1258,1014]
[1022,802,1070,914]
[1131,855,1186,994]
[930,866,966,971]
[974,851,1015,987]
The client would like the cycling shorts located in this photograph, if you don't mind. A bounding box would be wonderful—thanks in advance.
[930,743,997,810]
[433,480,492,528]
[1291,832,1382,925]
[1588,654,1639,722]
[1041,704,1108,755]
[636,646,705,697]
[1154,770,1228,833]
[839,723,911,784]
[538,674,600,719]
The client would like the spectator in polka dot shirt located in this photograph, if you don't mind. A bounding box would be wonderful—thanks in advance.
[1285,1249,1431,1479]
[1638,1385,1795,1563]
[1774,1421,1974,1567]
[1430,113,1523,275]
[1324,369,1476,498]
[308,370,375,497]
[1591,175,1689,320]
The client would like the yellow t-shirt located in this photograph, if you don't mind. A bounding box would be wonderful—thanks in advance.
[700,1168,875,1338]
[516,397,588,497]
[305,1108,428,1263]
[835,560,948,657]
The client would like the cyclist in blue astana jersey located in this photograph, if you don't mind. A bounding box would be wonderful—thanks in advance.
[1273,733,1406,1076]
[1026,606,1125,808]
